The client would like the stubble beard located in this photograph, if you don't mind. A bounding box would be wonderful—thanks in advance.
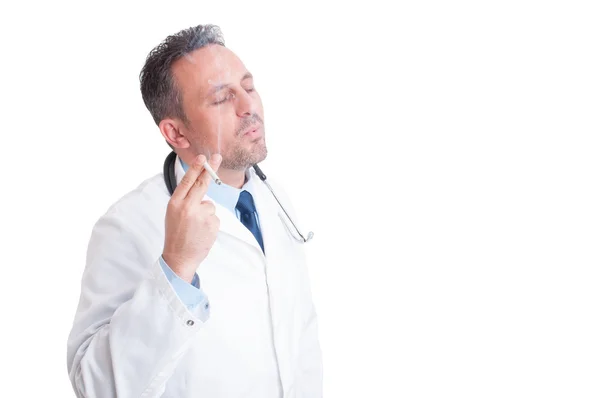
[221,135,267,171]
[221,113,267,170]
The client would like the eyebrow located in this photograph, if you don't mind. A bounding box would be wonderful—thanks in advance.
[206,73,254,97]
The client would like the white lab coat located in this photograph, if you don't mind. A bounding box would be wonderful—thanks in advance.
[66,157,323,398]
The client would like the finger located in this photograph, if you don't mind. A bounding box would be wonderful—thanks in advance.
[172,155,206,201]
[209,153,222,173]
[187,154,223,201]
[200,200,216,216]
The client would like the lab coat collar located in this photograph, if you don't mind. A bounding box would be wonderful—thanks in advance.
[179,158,256,217]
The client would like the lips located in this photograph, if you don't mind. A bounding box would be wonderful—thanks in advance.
[241,125,263,139]
[242,125,260,136]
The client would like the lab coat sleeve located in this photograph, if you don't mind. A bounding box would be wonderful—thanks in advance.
[295,284,324,398]
[292,247,324,398]
[66,206,208,398]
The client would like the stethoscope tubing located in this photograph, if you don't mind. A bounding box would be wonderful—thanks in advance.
[162,152,313,244]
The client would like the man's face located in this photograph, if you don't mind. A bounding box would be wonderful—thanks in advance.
[171,44,266,170]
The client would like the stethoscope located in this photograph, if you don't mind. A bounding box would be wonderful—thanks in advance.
[163,151,314,243]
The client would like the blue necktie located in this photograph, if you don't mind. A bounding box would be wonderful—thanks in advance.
[236,190,265,253]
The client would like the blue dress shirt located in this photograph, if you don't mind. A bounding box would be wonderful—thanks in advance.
[159,158,260,315]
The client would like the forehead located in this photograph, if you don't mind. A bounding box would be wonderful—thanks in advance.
[171,45,248,93]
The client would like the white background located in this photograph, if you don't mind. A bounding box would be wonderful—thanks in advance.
[1,0,599,397]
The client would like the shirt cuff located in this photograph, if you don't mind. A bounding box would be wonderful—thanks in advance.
[159,256,210,315]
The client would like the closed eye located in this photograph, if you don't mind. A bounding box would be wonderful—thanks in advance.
[213,92,234,105]
[213,87,255,105]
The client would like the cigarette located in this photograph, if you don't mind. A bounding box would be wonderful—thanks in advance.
[203,160,222,185]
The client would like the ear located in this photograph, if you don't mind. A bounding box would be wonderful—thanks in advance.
[159,119,191,149]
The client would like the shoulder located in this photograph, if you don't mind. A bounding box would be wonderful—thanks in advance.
[250,168,312,232]
[251,169,293,207]
[90,173,169,238]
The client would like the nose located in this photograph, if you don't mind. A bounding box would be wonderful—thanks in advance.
[235,90,256,117]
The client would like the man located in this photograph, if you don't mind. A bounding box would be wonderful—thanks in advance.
[66,24,323,398]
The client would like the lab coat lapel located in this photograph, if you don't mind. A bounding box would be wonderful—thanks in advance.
[173,156,264,254]
[250,170,284,262]
[175,157,296,389]
[250,170,297,391]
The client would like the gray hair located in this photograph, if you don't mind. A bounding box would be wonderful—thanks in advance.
[139,24,225,127]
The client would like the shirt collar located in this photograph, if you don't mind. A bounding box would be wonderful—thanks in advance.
[179,158,254,215]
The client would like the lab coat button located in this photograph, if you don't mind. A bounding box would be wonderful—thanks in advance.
[186,320,194,326]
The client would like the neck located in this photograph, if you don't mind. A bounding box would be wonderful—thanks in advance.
[217,167,247,189]
[178,152,248,188]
